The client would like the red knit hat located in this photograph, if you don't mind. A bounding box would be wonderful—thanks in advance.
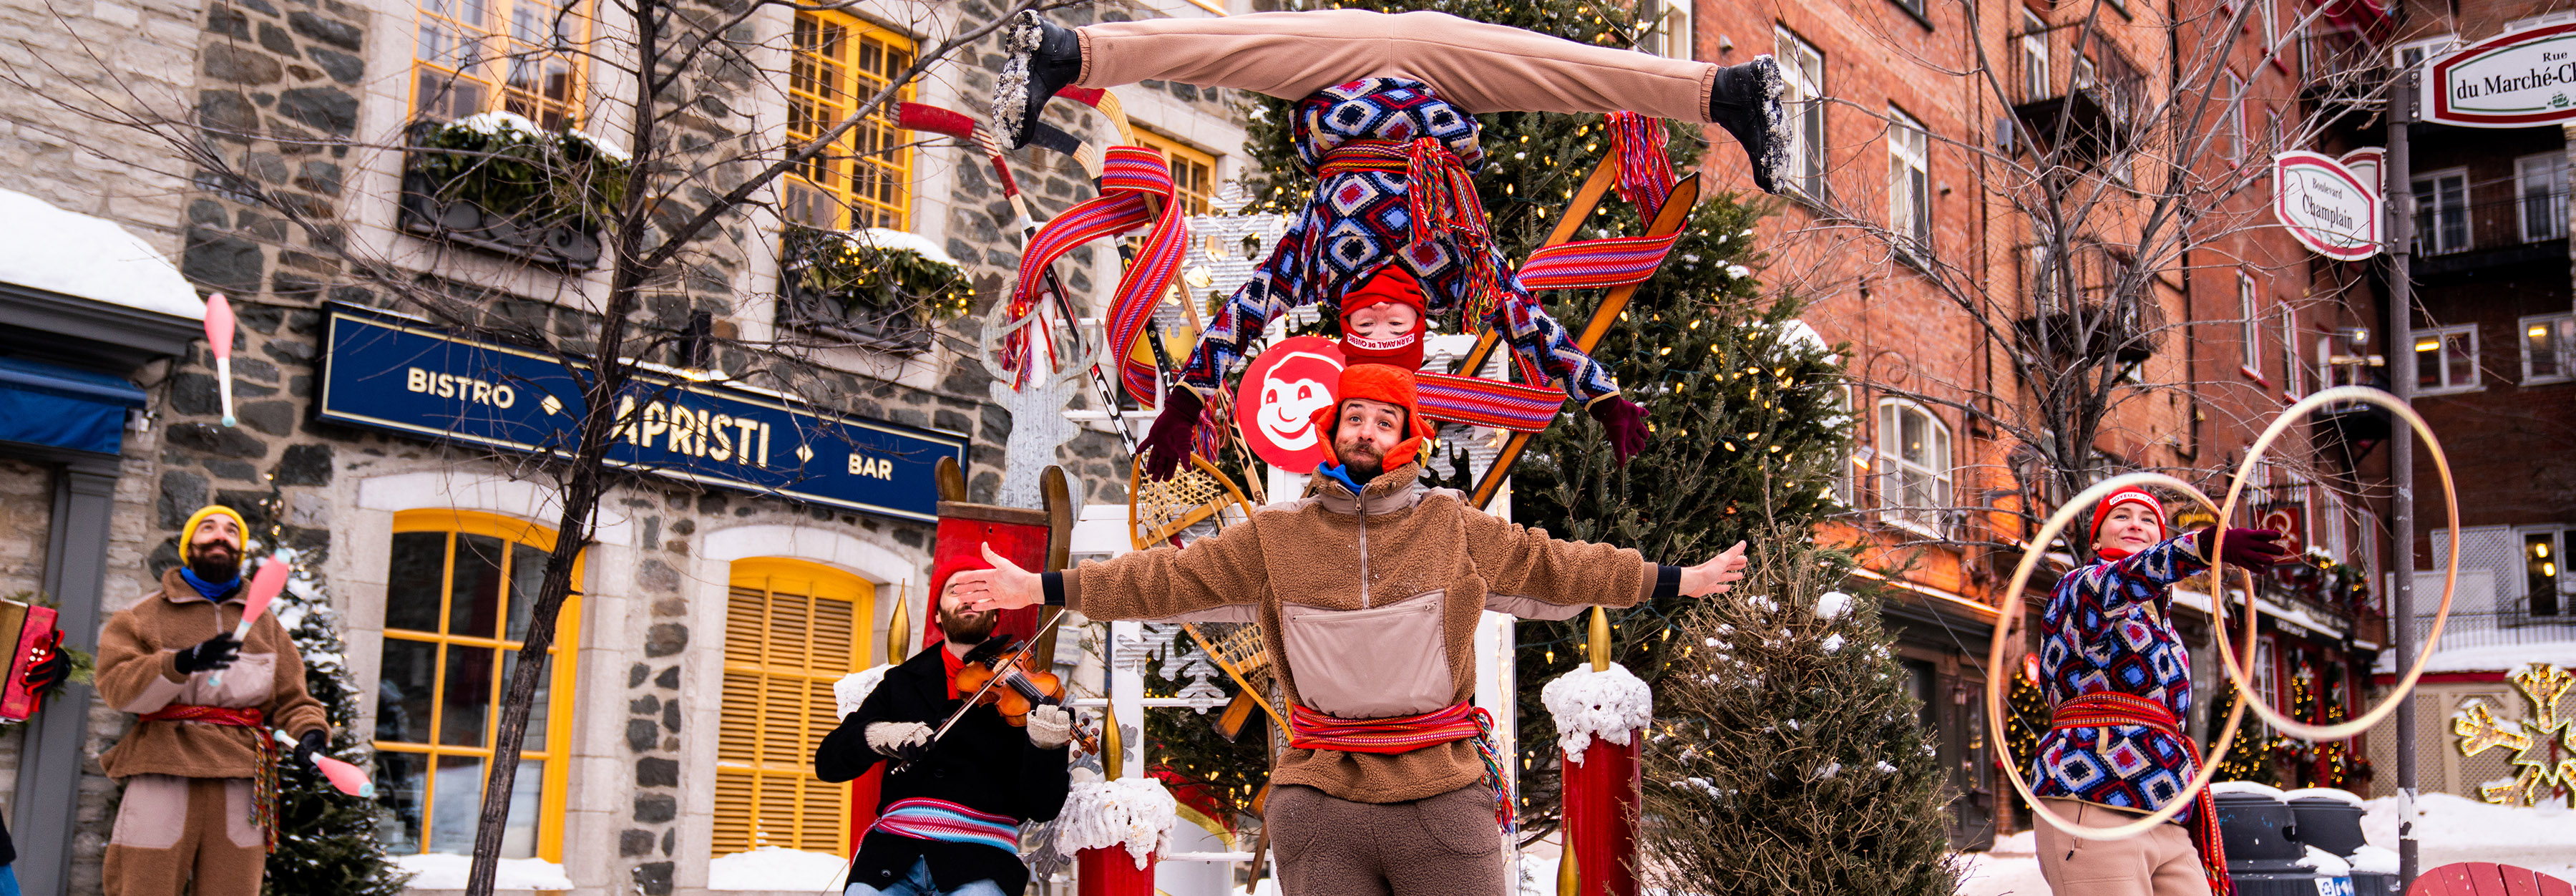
[2088,487,2167,556]
[1337,266,1430,370]
[1309,363,1430,470]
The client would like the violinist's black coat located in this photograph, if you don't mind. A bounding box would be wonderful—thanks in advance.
[816,642,1073,894]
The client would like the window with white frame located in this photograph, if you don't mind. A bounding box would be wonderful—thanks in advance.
[1832,384,1858,507]
[2281,306,2303,395]
[2222,72,2246,164]
[1889,108,1931,259]
[1875,399,1953,533]
[2414,168,2471,255]
[1777,28,1827,199]
[2517,152,2569,241]
[2239,272,2263,376]
[2394,34,2457,72]
[1639,0,1692,59]
[2260,0,2278,57]
[2415,323,2479,393]
[2020,12,2049,101]
[2522,313,2575,384]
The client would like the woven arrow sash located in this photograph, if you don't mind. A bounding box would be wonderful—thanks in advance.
[2051,692,2235,896]
[1415,372,1565,432]
[1517,230,1687,292]
[1009,145,1189,404]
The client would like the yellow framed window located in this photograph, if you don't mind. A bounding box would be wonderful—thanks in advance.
[411,0,592,128]
[715,559,874,854]
[372,510,584,862]
[784,13,914,230]
[1136,131,1217,215]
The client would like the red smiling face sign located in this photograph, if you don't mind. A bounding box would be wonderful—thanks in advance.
[1234,336,1347,472]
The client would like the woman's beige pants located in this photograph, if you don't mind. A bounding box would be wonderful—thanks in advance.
[1076,9,1718,122]
[2034,797,2215,896]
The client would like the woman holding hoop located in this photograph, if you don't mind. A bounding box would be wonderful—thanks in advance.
[2030,487,2292,896]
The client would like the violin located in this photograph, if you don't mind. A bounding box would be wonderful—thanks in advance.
[952,638,1067,727]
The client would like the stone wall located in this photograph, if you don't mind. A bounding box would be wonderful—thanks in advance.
[0,0,202,253]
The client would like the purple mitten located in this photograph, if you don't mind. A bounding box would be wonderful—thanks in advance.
[2197,527,2294,573]
[1588,396,1652,465]
[1139,385,1206,480]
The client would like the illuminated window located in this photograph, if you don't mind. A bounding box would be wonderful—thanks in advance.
[784,13,914,230]
[714,559,874,854]
[2414,323,2479,394]
[2525,529,2570,618]
[373,511,582,861]
[2519,313,2573,384]
[1135,131,1217,216]
[411,0,590,128]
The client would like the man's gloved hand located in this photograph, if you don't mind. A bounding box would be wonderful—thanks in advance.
[1139,385,1206,480]
[866,721,935,760]
[1589,396,1652,465]
[1025,705,1073,749]
[2196,527,2295,573]
[293,729,328,767]
[173,632,241,674]
[21,642,69,693]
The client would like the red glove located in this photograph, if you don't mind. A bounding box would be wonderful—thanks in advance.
[1589,396,1652,465]
[1139,384,1205,480]
[2196,527,2294,573]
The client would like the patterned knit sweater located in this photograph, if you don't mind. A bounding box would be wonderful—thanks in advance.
[1176,77,1620,405]
[2031,533,2212,813]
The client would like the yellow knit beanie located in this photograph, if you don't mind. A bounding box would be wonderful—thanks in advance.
[177,505,248,563]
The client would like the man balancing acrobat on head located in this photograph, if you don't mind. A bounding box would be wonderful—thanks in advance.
[948,364,1752,896]
[994,9,1795,479]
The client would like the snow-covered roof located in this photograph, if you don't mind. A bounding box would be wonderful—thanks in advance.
[0,188,201,320]
[2373,639,2576,676]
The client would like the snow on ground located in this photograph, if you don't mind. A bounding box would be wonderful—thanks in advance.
[393,854,574,890]
[707,846,854,891]
[1956,794,2576,896]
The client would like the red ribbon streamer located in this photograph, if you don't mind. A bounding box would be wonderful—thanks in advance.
[1009,145,1189,404]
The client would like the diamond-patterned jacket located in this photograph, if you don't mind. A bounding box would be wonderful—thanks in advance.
[1176,78,1620,405]
[2031,533,2213,812]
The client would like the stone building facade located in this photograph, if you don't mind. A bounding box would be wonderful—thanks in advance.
[0,0,1262,894]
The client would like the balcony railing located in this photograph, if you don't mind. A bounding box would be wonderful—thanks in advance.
[2008,26,2147,166]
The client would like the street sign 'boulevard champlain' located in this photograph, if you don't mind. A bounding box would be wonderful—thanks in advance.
[2273,150,2384,260]
[318,303,967,522]
[2426,22,2576,127]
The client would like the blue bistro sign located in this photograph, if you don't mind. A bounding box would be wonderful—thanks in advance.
[318,303,966,522]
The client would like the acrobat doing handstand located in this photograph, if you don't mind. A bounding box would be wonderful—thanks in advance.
[993,9,1789,476]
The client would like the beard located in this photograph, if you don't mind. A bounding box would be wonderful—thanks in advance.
[187,542,242,583]
[1335,438,1387,482]
[939,602,997,646]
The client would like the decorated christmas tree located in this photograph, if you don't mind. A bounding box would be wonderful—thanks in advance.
[2205,684,2283,787]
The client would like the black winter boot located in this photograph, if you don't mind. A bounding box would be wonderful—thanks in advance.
[1708,55,1788,195]
[997,11,1084,150]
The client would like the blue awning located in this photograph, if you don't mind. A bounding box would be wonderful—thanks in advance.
[0,356,145,455]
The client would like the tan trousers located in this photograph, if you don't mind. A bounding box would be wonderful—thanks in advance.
[1077,9,1717,122]
[1268,783,1507,896]
[104,775,265,896]
[2035,797,2214,896]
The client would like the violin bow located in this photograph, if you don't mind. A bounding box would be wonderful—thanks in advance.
[894,606,1070,771]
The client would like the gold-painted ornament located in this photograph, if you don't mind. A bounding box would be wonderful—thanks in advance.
[2453,664,2576,807]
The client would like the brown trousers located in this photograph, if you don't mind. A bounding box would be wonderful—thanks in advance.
[1268,783,1506,896]
[1077,9,1717,122]
[2034,797,2215,896]
[104,775,265,896]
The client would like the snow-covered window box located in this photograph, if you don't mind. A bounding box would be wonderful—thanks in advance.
[776,225,973,353]
[396,113,630,270]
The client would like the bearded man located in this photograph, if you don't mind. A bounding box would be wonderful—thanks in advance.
[93,505,329,896]
[815,573,1075,896]
[949,364,1751,896]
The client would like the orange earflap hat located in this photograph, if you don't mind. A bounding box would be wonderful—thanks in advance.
[1308,364,1432,471]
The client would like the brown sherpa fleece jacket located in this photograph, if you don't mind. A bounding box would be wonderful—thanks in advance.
[95,568,330,780]
[1056,462,1664,804]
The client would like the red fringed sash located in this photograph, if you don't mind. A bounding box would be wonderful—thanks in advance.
[2049,693,2236,896]
[140,703,280,851]
[1289,701,1514,830]
[1008,145,1189,404]
[1604,111,1676,218]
